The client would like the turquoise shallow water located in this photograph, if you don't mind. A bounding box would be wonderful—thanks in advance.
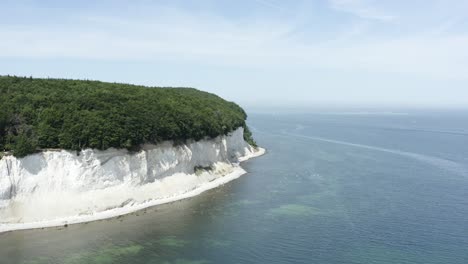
[1,110,467,264]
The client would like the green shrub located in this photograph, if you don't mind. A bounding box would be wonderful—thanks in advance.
[0,76,256,157]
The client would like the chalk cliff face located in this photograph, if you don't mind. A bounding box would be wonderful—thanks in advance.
[0,127,262,231]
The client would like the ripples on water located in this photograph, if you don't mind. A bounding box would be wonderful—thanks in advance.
[1,111,468,264]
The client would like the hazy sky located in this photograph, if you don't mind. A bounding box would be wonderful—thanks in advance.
[1,0,468,108]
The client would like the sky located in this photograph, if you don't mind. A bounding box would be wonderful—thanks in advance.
[1,0,468,109]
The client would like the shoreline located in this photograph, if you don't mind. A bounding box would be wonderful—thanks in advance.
[0,147,265,234]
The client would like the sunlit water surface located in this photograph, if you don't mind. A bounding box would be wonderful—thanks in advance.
[1,110,468,264]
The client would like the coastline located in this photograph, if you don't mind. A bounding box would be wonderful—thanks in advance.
[0,147,265,233]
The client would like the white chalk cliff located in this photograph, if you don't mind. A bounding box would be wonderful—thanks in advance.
[0,127,264,232]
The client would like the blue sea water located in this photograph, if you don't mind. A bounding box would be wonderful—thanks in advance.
[0,110,467,264]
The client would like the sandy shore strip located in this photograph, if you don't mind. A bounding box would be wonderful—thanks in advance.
[0,148,265,233]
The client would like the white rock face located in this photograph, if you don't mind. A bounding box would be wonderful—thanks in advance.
[0,127,264,232]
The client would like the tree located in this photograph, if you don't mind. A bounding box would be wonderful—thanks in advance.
[0,75,256,157]
[12,134,37,158]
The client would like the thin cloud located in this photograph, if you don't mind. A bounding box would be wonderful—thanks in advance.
[0,1,467,81]
[252,0,285,11]
[329,0,395,22]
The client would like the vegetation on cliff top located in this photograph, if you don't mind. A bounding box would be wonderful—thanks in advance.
[0,76,256,157]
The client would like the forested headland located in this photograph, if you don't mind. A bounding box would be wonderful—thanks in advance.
[0,76,256,157]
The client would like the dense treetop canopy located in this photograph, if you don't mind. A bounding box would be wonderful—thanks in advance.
[0,76,256,157]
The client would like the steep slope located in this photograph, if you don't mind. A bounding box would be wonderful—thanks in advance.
[0,127,264,232]
[0,76,264,232]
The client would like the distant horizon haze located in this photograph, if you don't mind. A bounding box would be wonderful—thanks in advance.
[1,0,468,108]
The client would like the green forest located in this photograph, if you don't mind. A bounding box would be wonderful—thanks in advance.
[0,76,256,157]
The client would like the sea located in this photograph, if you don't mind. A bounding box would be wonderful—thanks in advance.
[1,109,467,264]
